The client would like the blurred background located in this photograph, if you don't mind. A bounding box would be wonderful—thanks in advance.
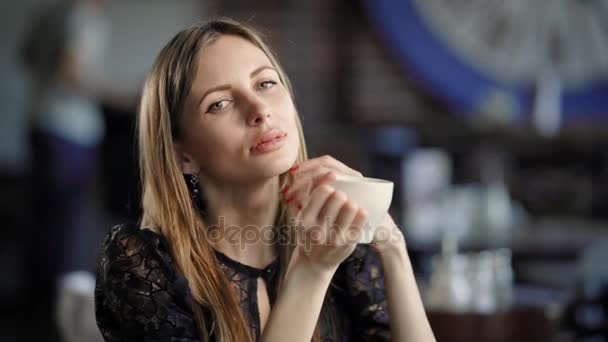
[1,0,607,341]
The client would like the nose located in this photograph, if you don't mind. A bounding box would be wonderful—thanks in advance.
[245,94,271,126]
[248,111,271,126]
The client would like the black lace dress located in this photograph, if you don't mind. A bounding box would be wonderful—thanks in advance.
[94,223,391,341]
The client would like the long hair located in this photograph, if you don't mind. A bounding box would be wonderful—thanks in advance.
[137,19,331,341]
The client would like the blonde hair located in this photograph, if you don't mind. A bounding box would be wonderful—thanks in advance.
[137,19,332,341]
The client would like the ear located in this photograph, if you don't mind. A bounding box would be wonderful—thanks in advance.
[173,142,199,174]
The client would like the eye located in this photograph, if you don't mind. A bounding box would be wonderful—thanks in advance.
[259,80,277,89]
[206,99,230,113]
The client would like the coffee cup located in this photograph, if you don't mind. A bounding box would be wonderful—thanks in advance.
[331,174,394,244]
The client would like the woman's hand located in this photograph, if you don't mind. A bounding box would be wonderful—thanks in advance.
[282,155,367,276]
[282,155,407,260]
[371,213,407,259]
[282,155,362,208]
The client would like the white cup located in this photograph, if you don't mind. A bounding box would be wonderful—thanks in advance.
[331,174,394,244]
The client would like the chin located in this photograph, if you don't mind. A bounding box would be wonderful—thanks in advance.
[256,151,298,177]
[246,137,299,177]
[274,154,298,175]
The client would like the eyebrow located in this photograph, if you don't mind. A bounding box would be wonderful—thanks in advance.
[197,65,276,108]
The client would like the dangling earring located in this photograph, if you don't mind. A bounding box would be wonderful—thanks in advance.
[184,172,203,212]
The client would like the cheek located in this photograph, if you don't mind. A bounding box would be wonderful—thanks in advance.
[281,101,300,152]
[290,130,300,157]
[286,115,301,157]
[186,124,242,171]
[278,91,296,114]
[277,95,297,129]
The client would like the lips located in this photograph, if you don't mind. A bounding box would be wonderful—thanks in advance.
[251,128,287,151]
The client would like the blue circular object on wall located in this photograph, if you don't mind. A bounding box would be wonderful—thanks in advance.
[362,0,608,124]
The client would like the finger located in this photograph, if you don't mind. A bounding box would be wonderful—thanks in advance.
[284,171,335,208]
[333,200,359,230]
[284,196,301,218]
[296,171,337,213]
[284,167,332,197]
[331,199,360,244]
[316,189,348,229]
[299,184,336,224]
[294,155,362,177]
[346,208,369,244]
[320,155,362,176]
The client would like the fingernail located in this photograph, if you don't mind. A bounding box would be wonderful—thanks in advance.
[285,196,295,204]
[280,185,289,194]
[289,166,298,174]
[297,203,302,210]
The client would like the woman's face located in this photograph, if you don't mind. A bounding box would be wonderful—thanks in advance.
[178,35,300,184]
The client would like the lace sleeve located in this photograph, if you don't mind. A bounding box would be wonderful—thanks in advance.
[94,224,203,342]
[335,244,391,341]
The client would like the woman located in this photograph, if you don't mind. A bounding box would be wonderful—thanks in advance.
[94,19,434,342]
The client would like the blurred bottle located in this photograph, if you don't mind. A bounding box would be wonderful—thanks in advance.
[563,240,608,339]
[402,148,452,244]
[493,248,514,310]
[478,146,513,246]
[532,67,562,138]
[427,247,513,313]
[427,256,473,312]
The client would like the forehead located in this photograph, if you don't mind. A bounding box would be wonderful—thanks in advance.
[194,35,272,85]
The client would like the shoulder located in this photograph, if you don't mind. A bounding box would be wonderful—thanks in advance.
[96,222,185,293]
[100,222,172,256]
[95,223,201,341]
[99,223,168,265]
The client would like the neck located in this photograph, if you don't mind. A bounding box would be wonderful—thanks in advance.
[201,175,281,268]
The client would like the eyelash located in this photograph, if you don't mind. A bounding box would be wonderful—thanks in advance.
[260,80,277,89]
[207,100,229,113]
[206,80,278,113]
